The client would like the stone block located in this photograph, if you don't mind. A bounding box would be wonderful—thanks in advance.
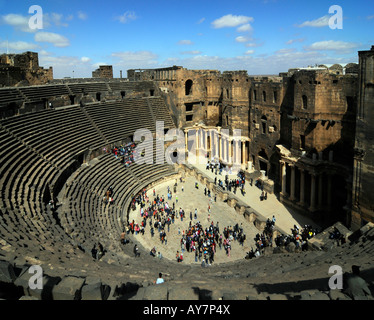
[133,284,168,300]
[52,276,85,300]
[285,242,296,253]
[329,289,352,300]
[227,198,237,208]
[81,281,111,300]
[266,293,288,300]
[168,286,199,300]
[0,260,16,284]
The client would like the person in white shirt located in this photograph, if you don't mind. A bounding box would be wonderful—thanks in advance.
[156,273,164,284]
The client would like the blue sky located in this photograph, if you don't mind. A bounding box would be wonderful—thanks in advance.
[0,0,373,78]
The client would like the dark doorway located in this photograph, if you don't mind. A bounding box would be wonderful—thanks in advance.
[185,80,193,96]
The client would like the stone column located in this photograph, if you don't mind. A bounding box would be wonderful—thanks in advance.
[299,168,305,206]
[242,140,246,165]
[327,174,332,209]
[219,135,222,160]
[221,137,225,162]
[201,129,205,153]
[310,173,316,212]
[195,129,199,156]
[215,131,219,158]
[184,130,188,154]
[318,173,323,208]
[281,161,287,195]
[289,164,296,201]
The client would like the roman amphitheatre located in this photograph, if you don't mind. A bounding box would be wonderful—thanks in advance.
[0,48,373,301]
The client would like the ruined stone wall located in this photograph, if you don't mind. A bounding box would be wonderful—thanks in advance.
[0,66,24,87]
[220,72,251,136]
[0,52,53,87]
[351,46,374,230]
[92,66,113,79]
[290,71,357,163]
[249,78,284,179]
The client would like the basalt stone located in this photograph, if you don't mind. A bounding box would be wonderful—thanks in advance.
[52,276,85,300]
[0,260,16,284]
[329,289,352,300]
[132,284,168,300]
[168,285,199,300]
[81,281,111,300]
[286,242,296,253]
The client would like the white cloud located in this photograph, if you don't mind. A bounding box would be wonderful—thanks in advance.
[181,50,202,55]
[0,40,39,51]
[117,11,137,24]
[39,50,51,56]
[92,62,108,69]
[305,40,359,53]
[367,15,374,20]
[1,13,35,33]
[275,48,297,55]
[81,57,91,63]
[112,50,159,69]
[212,14,254,29]
[237,23,253,33]
[245,42,262,48]
[245,50,254,55]
[178,40,194,45]
[286,38,305,45]
[78,11,88,21]
[39,54,95,78]
[163,48,357,76]
[34,32,70,47]
[235,36,252,43]
[296,15,330,28]
[197,18,205,24]
[44,13,69,27]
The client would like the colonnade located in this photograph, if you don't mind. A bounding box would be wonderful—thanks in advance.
[184,127,249,167]
[279,160,348,213]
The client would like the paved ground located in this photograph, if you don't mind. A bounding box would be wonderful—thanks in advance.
[192,161,319,234]
[129,176,260,264]
[128,161,320,265]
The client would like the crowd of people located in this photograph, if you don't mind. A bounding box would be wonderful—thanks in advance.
[122,176,250,265]
[208,163,247,197]
[117,154,321,264]
[108,141,137,166]
[245,217,320,259]
[176,220,247,265]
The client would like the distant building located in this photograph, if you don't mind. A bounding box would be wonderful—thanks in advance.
[0,51,53,87]
[92,65,113,79]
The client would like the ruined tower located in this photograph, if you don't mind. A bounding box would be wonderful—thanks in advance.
[351,45,374,230]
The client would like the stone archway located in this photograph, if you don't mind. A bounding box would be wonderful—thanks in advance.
[185,79,193,96]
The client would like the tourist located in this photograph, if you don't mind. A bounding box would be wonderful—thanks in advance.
[150,247,156,257]
[155,273,164,284]
[134,244,140,257]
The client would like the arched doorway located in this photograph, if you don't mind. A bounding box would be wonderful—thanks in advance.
[185,80,193,96]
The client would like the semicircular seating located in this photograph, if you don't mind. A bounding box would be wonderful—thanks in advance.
[0,94,176,263]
